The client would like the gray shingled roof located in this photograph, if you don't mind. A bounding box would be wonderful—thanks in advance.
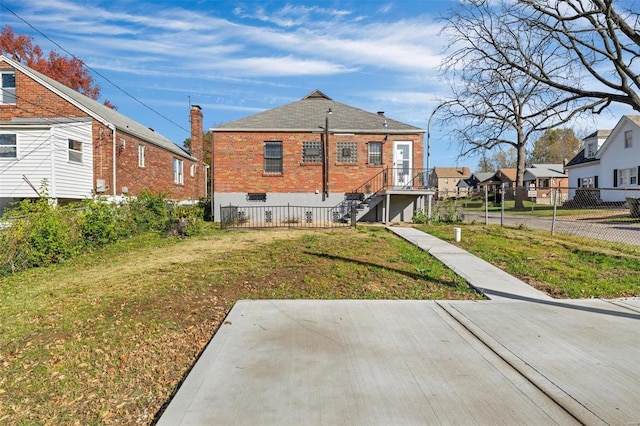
[212,90,424,134]
[1,55,194,160]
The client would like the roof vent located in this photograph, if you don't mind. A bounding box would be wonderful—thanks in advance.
[377,111,385,116]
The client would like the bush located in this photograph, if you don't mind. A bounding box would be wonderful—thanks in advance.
[80,198,119,247]
[0,190,205,276]
[2,198,80,270]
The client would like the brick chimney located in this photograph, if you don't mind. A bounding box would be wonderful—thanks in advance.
[190,105,203,161]
[189,105,206,199]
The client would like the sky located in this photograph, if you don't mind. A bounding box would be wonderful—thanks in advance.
[0,0,636,169]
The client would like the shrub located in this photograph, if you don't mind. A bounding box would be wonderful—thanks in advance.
[80,198,119,247]
[2,198,80,269]
[0,190,204,276]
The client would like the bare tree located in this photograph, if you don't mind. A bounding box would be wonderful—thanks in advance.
[440,0,596,207]
[510,0,640,112]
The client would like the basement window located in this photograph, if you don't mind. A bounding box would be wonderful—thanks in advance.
[247,193,267,202]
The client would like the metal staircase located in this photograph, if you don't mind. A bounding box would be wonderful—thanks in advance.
[333,168,427,223]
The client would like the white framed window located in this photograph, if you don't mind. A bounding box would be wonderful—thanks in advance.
[625,131,633,148]
[173,158,184,184]
[368,142,382,165]
[581,177,597,188]
[68,139,83,163]
[138,145,145,167]
[190,164,196,177]
[617,168,637,187]
[0,133,17,158]
[337,141,357,163]
[1,71,16,104]
[586,142,596,158]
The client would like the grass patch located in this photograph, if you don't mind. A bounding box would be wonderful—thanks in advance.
[422,223,640,299]
[0,225,478,425]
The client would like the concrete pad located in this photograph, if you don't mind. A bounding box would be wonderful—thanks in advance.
[159,300,578,425]
[387,226,553,301]
[442,298,640,424]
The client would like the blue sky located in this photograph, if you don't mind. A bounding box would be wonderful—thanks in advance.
[1,0,634,169]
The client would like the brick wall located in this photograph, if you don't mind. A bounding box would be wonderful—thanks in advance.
[213,131,423,193]
[1,63,206,201]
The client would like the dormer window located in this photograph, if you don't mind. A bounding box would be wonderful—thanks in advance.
[586,142,596,158]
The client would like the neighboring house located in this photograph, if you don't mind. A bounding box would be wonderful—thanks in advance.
[523,164,569,204]
[429,167,472,198]
[210,90,427,223]
[457,172,496,196]
[0,55,206,216]
[565,129,610,202]
[566,116,640,202]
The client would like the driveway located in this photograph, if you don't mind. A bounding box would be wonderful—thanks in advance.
[158,299,640,425]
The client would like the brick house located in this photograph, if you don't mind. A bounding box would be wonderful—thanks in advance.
[429,167,472,198]
[0,54,206,215]
[523,164,569,204]
[210,90,428,223]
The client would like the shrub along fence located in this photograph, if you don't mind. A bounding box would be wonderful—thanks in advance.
[0,191,205,276]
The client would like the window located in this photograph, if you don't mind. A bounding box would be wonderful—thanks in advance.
[68,139,83,163]
[617,168,638,187]
[625,131,633,148]
[337,141,357,163]
[581,177,597,188]
[539,178,550,188]
[173,158,184,184]
[264,141,283,174]
[138,145,145,167]
[1,71,16,104]
[586,142,596,158]
[368,142,382,165]
[0,133,17,158]
[302,141,322,163]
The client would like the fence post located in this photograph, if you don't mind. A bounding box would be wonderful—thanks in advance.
[484,185,488,225]
[551,187,558,236]
[351,205,357,227]
[500,189,504,227]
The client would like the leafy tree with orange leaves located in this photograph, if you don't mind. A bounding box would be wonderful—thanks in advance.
[0,25,115,109]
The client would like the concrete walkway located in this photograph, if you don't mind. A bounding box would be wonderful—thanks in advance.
[387,226,552,301]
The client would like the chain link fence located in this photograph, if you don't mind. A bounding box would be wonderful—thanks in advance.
[433,186,640,246]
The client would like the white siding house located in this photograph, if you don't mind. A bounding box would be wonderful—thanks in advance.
[566,117,640,202]
[0,120,93,212]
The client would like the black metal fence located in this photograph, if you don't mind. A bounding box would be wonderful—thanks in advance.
[220,204,355,229]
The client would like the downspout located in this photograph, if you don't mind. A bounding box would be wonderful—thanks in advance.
[109,123,117,197]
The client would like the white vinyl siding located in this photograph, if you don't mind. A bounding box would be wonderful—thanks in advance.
[0,121,93,199]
